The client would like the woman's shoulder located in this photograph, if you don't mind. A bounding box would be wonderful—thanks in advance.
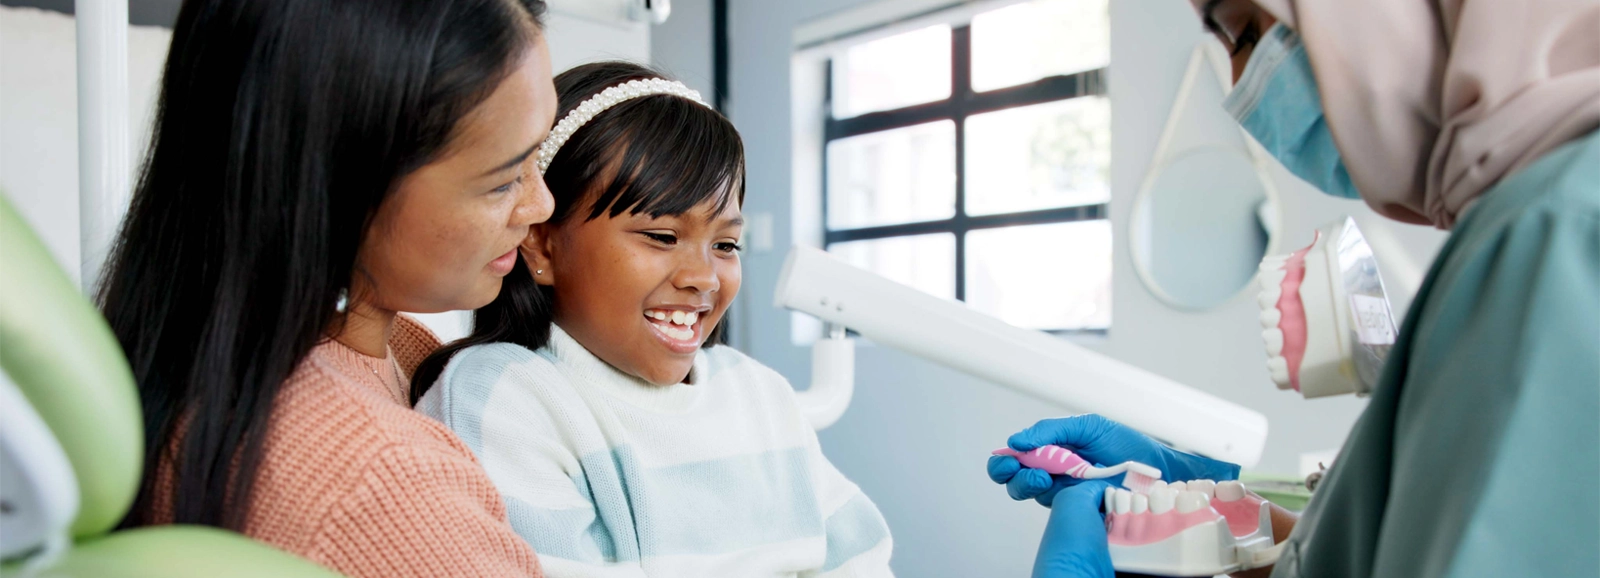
[246,351,498,544]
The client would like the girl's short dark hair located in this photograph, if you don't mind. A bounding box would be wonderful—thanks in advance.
[412,61,747,403]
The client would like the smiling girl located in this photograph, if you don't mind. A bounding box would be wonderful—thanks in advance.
[412,62,894,577]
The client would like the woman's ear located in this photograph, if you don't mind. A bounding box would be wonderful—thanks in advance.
[520,223,557,286]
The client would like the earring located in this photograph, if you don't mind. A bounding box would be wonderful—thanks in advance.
[536,269,544,276]
[335,288,349,313]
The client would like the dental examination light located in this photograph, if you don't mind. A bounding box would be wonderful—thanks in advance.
[778,246,1268,467]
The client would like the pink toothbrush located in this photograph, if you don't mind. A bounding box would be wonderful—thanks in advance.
[993,445,1163,493]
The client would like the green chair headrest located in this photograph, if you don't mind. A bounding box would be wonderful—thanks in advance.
[0,192,142,538]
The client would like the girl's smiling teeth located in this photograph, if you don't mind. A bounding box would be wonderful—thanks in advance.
[645,308,700,342]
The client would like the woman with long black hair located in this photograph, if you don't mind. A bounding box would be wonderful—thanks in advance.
[98,1,556,575]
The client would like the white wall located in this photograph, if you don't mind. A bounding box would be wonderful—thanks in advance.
[713,0,1449,575]
[0,6,169,286]
[649,0,714,100]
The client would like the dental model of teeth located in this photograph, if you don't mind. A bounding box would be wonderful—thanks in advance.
[1257,232,1317,392]
[1257,216,1397,399]
[646,309,700,341]
[1103,479,1276,576]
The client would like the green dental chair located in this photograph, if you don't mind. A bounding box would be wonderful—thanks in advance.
[0,193,340,578]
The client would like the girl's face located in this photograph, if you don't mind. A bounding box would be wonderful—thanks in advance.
[527,194,744,386]
[355,38,558,316]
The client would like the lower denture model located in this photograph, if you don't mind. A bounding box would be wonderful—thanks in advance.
[995,445,1277,576]
[1102,479,1275,576]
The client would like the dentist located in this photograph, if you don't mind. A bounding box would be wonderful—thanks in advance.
[989,1,1599,577]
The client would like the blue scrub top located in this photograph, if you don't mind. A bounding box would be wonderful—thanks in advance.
[1272,130,1600,577]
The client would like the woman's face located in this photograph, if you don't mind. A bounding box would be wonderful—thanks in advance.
[1200,0,1278,82]
[529,194,744,386]
[356,37,558,315]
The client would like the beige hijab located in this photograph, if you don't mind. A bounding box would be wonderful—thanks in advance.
[1205,0,1600,229]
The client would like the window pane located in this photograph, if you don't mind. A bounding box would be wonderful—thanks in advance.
[833,25,952,118]
[829,234,956,301]
[827,120,956,229]
[965,96,1110,216]
[966,221,1111,330]
[971,0,1110,92]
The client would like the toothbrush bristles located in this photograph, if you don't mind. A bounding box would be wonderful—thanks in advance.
[1120,462,1162,493]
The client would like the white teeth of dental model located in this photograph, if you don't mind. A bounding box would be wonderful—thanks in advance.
[1130,493,1149,514]
[1145,480,1168,494]
[1260,307,1281,329]
[1260,267,1287,287]
[1267,357,1291,388]
[1175,491,1208,514]
[1168,481,1187,493]
[671,310,686,324]
[1257,285,1282,310]
[1149,488,1178,514]
[1216,480,1246,502]
[1105,489,1116,513]
[1262,328,1284,354]
[1114,489,1133,514]
[1188,479,1216,500]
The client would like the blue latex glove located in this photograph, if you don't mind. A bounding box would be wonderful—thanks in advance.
[1032,480,1115,578]
[988,414,1241,506]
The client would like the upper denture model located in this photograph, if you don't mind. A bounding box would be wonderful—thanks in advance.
[1258,232,1318,393]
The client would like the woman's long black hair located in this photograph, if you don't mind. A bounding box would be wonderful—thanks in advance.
[101,0,547,530]
[411,62,747,403]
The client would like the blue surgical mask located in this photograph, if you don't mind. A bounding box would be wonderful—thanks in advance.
[1224,23,1359,200]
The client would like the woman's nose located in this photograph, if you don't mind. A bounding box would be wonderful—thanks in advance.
[512,172,555,226]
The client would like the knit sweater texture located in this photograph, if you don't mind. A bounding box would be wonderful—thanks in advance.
[151,314,543,577]
[417,324,894,577]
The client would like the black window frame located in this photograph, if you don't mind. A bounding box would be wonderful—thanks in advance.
[822,24,1110,332]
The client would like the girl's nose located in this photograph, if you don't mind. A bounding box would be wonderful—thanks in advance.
[672,250,720,294]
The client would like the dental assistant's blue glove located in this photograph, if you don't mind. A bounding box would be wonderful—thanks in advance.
[1031,480,1115,578]
[987,414,1241,506]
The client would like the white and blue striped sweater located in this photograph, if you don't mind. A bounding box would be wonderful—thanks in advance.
[417,325,893,577]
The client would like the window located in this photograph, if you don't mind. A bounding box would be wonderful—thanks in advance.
[821,0,1111,332]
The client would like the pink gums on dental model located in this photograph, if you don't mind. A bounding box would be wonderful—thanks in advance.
[1273,233,1317,392]
[1104,488,1268,546]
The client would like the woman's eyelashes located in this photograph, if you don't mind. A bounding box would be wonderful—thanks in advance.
[1230,21,1261,57]
[715,241,742,254]
[490,174,524,194]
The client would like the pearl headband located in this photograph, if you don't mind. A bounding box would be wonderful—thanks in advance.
[534,78,707,175]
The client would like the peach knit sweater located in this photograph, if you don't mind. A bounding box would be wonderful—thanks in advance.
[153,315,542,577]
